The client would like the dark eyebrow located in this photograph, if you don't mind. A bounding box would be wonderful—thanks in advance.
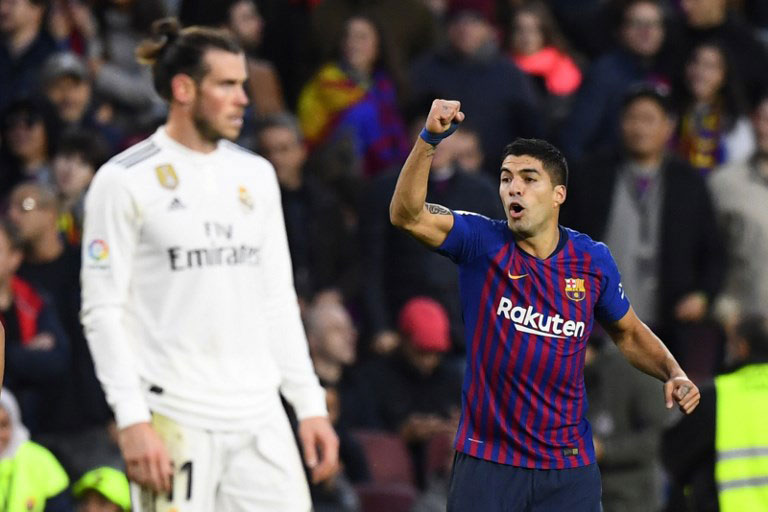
[500,167,541,175]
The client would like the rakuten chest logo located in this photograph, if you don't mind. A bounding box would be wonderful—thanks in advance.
[496,297,585,339]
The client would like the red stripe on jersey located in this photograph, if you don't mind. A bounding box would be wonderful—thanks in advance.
[457,242,512,451]
[473,246,517,459]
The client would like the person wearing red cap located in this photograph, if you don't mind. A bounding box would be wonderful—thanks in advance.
[366,297,462,486]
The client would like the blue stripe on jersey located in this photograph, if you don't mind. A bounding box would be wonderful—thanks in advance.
[438,212,629,469]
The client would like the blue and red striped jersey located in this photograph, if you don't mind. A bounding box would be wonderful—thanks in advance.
[437,211,630,469]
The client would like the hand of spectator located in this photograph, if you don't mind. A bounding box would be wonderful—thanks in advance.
[664,375,700,415]
[27,333,55,351]
[675,292,708,322]
[425,99,465,134]
[372,330,400,355]
[299,416,340,484]
[593,437,604,462]
[118,422,173,493]
[70,0,98,40]
[400,414,450,442]
[47,0,71,41]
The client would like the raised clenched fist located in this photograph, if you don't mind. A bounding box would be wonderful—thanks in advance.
[425,99,465,134]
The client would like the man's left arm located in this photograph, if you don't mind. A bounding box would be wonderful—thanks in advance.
[594,244,699,414]
[260,161,339,482]
[602,308,700,415]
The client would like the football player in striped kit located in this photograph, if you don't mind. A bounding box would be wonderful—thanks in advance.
[390,99,700,511]
[81,18,337,512]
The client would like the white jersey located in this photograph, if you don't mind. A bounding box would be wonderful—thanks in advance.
[81,127,326,430]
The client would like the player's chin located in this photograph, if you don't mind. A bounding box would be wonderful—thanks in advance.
[220,126,242,141]
[507,221,532,237]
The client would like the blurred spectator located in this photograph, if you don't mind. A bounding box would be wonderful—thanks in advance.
[449,123,485,175]
[90,0,167,128]
[507,1,581,126]
[239,0,315,107]
[223,0,284,117]
[7,184,118,476]
[364,298,461,486]
[182,0,286,118]
[0,0,57,112]
[360,120,503,355]
[0,217,70,438]
[51,130,109,247]
[305,299,370,512]
[410,7,543,165]
[673,41,754,175]
[41,52,124,152]
[559,0,673,162]
[565,86,723,360]
[709,94,768,328]
[0,388,73,511]
[584,336,669,512]
[46,0,98,55]
[256,113,358,302]
[298,14,410,177]
[662,315,768,512]
[0,98,57,197]
[305,296,377,431]
[310,0,436,75]
[8,182,114,466]
[680,0,768,106]
[72,466,130,512]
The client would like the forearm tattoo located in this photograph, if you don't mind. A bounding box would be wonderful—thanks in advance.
[425,203,451,215]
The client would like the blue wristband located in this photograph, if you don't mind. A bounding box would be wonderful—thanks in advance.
[419,121,460,146]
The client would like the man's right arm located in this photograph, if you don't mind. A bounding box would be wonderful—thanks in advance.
[389,99,464,248]
[81,165,149,428]
[80,164,172,492]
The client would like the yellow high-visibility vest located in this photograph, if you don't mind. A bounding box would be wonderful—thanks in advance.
[0,441,69,511]
[715,363,768,511]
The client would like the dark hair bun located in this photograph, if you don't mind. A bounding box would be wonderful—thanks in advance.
[136,17,182,66]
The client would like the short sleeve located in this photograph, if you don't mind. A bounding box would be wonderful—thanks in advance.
[435,210,494,264]
[594,244,631,324]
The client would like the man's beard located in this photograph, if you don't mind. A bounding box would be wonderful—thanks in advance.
[192,100,241,143]
[193,108,226,143]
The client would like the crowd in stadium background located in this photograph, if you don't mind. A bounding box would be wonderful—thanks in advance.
[1,0,767,510]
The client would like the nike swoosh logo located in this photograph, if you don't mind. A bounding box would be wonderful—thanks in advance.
[508,272,528,280]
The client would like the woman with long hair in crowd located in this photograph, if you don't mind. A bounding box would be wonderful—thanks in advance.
[674,40,754,175]
[297,14,410,178]
[507,1,582,104]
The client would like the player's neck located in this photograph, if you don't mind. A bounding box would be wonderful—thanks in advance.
[514,223,560,260]
[165,110,218,154]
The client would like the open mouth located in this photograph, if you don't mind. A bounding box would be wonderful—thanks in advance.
[509,201,525,218]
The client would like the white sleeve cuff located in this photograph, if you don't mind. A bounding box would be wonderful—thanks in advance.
[287,385,328,421]
[115,398,152,429]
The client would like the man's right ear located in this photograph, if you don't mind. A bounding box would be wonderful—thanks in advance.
[170,74,196,106]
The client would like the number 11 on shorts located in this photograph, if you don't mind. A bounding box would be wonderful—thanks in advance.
[168,461,193,502]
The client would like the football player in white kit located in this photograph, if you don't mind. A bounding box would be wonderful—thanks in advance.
[80,18,338,511]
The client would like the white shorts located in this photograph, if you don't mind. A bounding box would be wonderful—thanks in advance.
[131,410,312,512]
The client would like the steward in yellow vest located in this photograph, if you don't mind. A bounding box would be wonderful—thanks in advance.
[662,315,768,511]
[0,389,71,512]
